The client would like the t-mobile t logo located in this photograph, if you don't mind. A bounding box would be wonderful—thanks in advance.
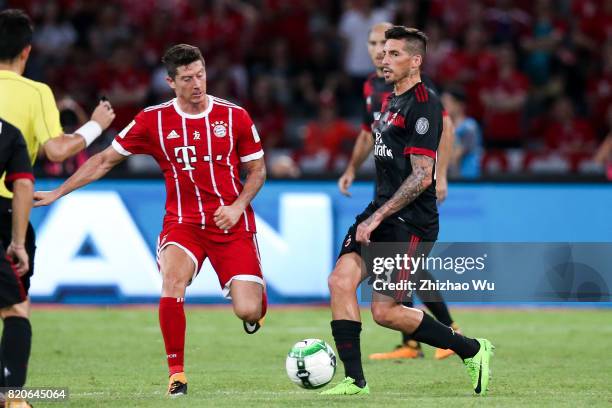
[174,145,197,170]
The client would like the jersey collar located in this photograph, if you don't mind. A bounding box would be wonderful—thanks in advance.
[172,95,214,119]
[395,81,423,98]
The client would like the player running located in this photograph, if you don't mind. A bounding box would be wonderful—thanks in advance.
[33,44,268,397]
[0,10,115,403]
[0,119,34,408]
[323,26,494,396]
[338,22,460,361]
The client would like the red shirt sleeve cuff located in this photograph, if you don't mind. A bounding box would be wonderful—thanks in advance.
[4,173,35,192]
[403,147,436,159]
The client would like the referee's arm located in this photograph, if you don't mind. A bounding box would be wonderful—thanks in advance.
[42,100,116,162]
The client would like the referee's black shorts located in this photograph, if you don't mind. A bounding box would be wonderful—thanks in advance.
[338,202,434,301]
[0,197,36,304]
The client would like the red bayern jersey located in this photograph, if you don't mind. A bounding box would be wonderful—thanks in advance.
[112,95,263,235]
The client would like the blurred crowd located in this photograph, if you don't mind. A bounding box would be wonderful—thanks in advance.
[4,0,612,178]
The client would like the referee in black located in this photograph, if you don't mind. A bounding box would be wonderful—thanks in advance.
[0,118,34,407]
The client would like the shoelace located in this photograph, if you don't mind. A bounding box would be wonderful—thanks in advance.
[169,381,184,393]
[337,378,354,389]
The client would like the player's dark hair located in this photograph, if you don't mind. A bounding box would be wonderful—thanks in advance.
[0,9,33,61]
[162,44,205,79]
[384,26,428,56]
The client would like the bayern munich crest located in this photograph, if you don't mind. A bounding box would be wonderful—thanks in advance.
[212,121,228,137]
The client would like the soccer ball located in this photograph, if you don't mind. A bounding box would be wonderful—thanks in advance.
[285,338,336,389]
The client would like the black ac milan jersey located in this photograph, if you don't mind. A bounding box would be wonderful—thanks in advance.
[362,73,442,132]
[0,118,33,192]
[362,73,393,132]
[371,81,443,240]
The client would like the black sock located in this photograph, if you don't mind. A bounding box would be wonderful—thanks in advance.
[411,313,479,360]
[422,301,453,326]
[416,269,454,326]
[1,317,32,387]
[330,320,366,387]
[400,301,414,344]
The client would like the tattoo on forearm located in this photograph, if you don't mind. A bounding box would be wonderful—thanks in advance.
[377,154,434,218]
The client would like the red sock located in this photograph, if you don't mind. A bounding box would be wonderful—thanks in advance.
[261,287,268,319]
[159,297,186,376]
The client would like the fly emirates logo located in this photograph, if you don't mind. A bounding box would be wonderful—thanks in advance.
[374,131,393,158]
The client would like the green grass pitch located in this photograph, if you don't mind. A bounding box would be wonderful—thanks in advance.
[27,306,611,407]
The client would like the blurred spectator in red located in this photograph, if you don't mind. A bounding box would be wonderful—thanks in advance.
[573,0,612,51]
[95,42,149,129]
[49,48,96,105]
[587,39,612,136]
[297,93,357,172]
[480,43,529,148]
[261,0,313,62]
[429,0,475,37]
[184,0,257,61]
[438,25,498,118]
[244,75,287,150]
[544,96,596,153]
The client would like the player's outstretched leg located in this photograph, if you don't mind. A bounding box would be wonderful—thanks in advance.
[321,253,370,396]
[414,268,460,360]
[371,298,494,395]
[369,300,424,360]
[159,245,194,397]
[229,280,266,335]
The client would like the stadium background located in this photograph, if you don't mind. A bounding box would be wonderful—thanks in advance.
[1,1,610,406]
[4,0,609,304]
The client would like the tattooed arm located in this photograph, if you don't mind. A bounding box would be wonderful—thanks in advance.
[355,154,435,243]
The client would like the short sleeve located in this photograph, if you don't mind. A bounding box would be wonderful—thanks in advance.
[3,125,34,191]
[112,111,151,156]
[403,100,442,159]
[33,84,63,145]
[235,109,264,163]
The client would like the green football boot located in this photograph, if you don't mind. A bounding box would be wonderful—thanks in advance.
[463,338,495,396]
[320,377,370,395]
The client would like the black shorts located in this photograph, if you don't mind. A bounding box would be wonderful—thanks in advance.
[338,202,434,301]
[0,197,36,297]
